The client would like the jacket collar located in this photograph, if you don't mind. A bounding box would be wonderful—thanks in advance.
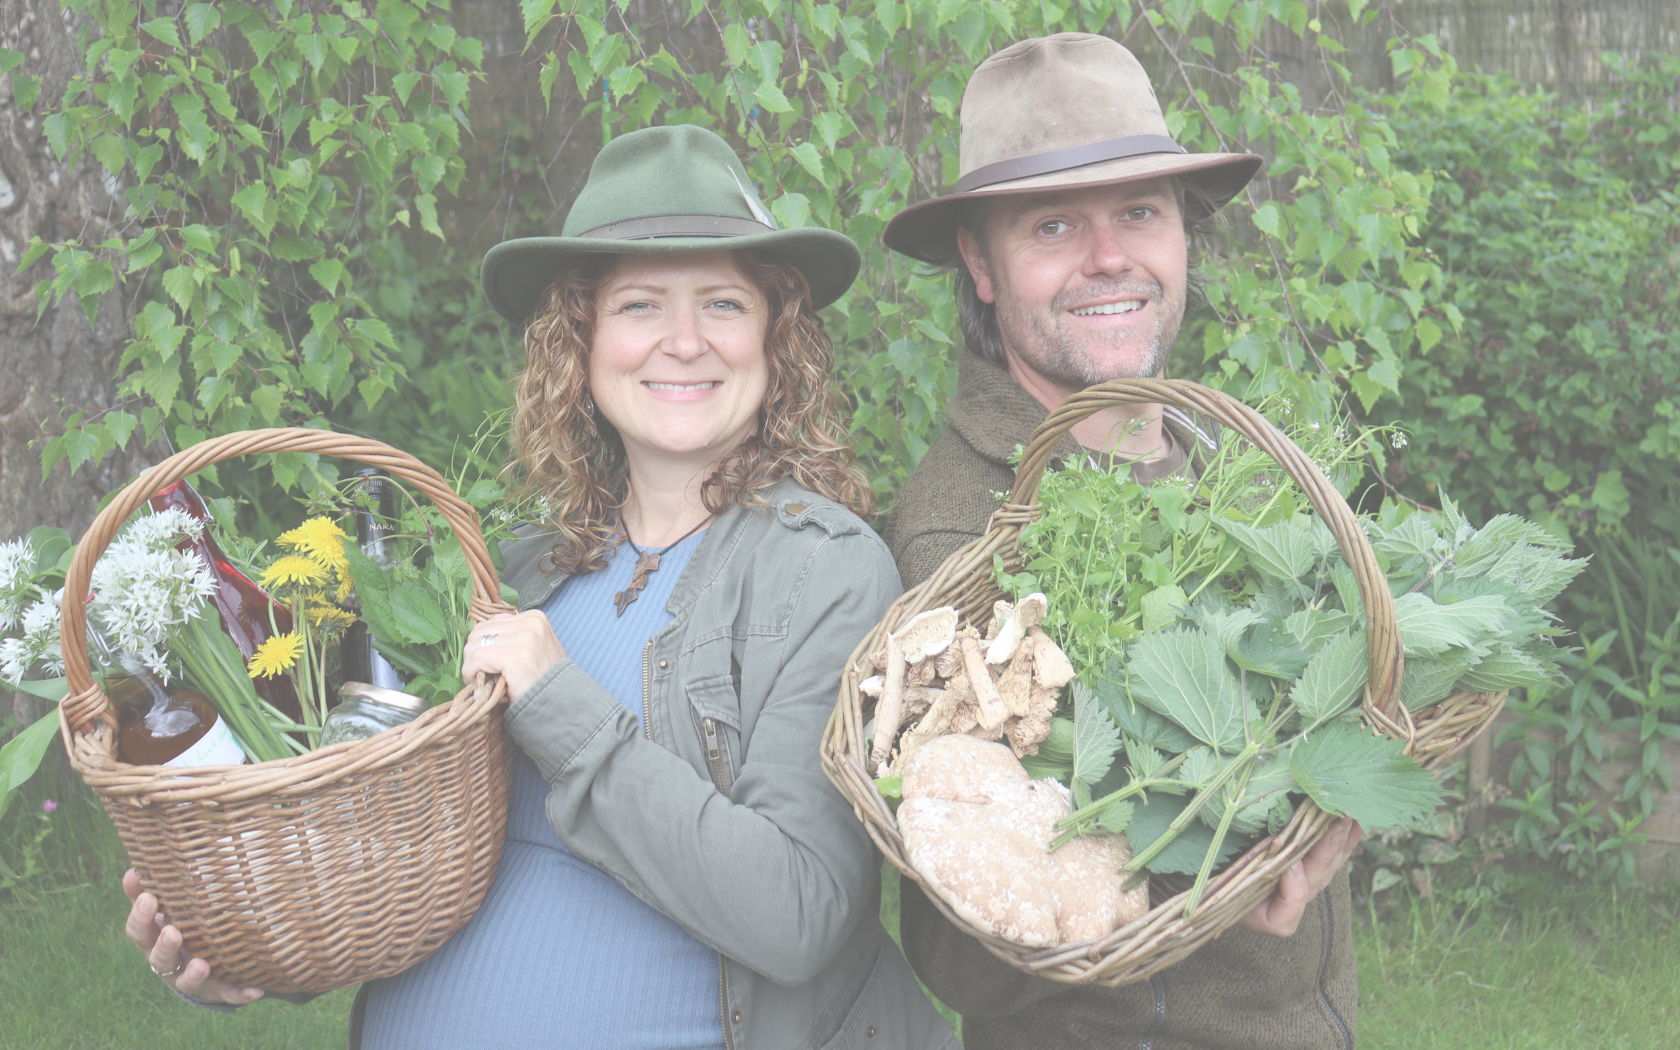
[945,351,1084,469]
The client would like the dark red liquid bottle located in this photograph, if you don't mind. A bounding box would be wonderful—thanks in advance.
[148,479,304,726]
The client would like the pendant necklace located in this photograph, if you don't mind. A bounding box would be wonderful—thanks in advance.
[613,515,712,616]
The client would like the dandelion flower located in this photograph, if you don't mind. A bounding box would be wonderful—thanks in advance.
[260,555,330,589]
[307,604,357,636]
[279,518,350,574]
[248,632,303,679]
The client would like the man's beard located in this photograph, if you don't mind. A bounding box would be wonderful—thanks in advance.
[995,276,1185,389]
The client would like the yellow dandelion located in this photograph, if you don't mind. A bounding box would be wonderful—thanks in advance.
[307,604,357,634]
[248,632,303,679]
[278,518,351,576]
[259,555,329,590]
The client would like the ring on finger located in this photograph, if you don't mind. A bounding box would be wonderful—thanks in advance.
[478,633,498,648]
[150,957,187,978]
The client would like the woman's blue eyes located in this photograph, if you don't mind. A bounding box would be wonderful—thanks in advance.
[618,298,744,313]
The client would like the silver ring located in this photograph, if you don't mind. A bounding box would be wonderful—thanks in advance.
[479,633,498,648]
[150,957,186,978]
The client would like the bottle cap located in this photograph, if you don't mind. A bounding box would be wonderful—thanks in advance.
[339,681,428,713]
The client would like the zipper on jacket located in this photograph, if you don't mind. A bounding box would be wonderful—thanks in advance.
[641,641,654,741]
[717,952,735,1050]
[1316,893,1353,1050]
[1138,974,1166,1050]
[701,716,734,795]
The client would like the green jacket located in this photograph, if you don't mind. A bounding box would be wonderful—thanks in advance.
[885,352,1357,1050]
[488,478,956,1050]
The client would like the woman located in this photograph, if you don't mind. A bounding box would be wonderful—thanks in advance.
[121,125,957,1050]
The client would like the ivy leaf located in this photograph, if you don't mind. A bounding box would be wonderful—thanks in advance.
[1290,723,1440,829]
[1126,627,1255,753]
[1216,518,1320,584]
[1393,592,1508,656]
[1071,680,1122,795]
[1289,629,1369,730]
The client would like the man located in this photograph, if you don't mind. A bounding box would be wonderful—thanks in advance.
[882,33,1363,1050]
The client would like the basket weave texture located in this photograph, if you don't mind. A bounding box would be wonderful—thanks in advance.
[823,379,1507,987]
[59,429,516,993]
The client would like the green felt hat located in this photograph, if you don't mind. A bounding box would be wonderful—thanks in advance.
[482,125,862,324]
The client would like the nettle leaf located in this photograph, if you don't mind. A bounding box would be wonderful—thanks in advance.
[1373,511,1443,566]
[1071,681,1122,794]
[1141,583,1188,632]
[1289,723,1440,829]
[1217,518,1321,583]
[1095,798,1135,834]
[1393,592,1509,656]
[1397,648,1479,710]
[1127,627,1256,753]
[1231,620,1309,680]
[1127,791,1252,875]
[1176,745,1220,788]
[1290,629,1369,729]
[1285,608,1358,652]
[1187,603,1262,655]
[1456,644,1559,693]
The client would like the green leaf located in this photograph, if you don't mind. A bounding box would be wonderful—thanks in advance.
[230,183,277,238]
[1141,583,1188,632]
[139,17,183,50]
[1216,518,1320,584]
[1036,716,1076,763]
[1127,790,1251,874]
[1126,627,1256,753]
[103,409,138,449]
[0,711,60,821]
[1098,665,1199,752]
[1397,648,1479,710]
[1094,798,1135,834]
[1290,723,1440,829]
[0,48,23,78]
[1251,201,1283,237]
[387,586,449,646]
[1392,592,1508,656]
[1456,644,1558,693]
[1071,680,1122,793]
[184,3,221,44]
[1290,630,1369,729]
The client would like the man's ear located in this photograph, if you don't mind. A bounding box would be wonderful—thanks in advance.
[956,226,997,304]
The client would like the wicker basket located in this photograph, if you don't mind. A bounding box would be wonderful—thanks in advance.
[822,379,1507,987]
[58,429,516,993]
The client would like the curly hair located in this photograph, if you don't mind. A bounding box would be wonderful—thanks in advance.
[508,250,873,575]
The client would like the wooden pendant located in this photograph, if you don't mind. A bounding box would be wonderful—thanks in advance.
[613,551,662,616]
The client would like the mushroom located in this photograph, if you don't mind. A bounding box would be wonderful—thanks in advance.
[986,592,1048,665]
[889,681,973,773]
[935,624,978,679]
[868,607,960,774]
[1006,627,1078,757]
[901,685,942,725]
[995,635,1038,720]
[859,675,885,699]
[896,735,1147,948]
[957,635,1011,733]
[985,600,1014,642]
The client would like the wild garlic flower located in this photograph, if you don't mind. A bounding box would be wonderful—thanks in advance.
[0,591,65,683]
[87,522,217,682]
[1,536,36,632]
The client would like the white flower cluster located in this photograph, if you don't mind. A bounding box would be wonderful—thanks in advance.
[1,589,66,682]
[87,511,216,682]
[1,536,35,631]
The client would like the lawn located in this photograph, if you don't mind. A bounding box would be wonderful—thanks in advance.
[5,786,1678,1048]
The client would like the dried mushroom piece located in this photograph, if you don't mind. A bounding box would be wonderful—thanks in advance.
[867,607,960,774]
[957,635,1011,733]
[986,592,1047,665]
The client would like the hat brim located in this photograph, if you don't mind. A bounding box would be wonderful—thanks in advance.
[883,151,1263,263]
[482,226,863,325]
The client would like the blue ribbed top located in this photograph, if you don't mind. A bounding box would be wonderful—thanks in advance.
[359,530,724,1050]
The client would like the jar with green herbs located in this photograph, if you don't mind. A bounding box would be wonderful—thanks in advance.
[319,681,426,746]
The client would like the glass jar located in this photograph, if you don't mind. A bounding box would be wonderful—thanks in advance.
[319,682,427,746]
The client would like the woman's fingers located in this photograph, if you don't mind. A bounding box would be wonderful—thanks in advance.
[125,870,261,1004]
[460,610,566,700]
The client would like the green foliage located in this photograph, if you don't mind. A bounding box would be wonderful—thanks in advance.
[25,0,484,494]
[1377,57,1680,538]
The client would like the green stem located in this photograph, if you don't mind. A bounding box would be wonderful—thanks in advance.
[1055,751,1190,832]
[1123,742,1260,874]
[175,614,297,762]
[1183,758,1256,918]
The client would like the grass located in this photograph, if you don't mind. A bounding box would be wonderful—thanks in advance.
[7,775,1680,1049]
[1354,876,1680,1049]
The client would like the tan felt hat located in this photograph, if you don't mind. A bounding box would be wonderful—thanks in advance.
[883,33,1263,263]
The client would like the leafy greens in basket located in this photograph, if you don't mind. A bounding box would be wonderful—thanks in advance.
[993,419,1587,915]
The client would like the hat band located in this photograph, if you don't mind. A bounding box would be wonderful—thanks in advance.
[578,213,774,240]
[953,134,1187,194]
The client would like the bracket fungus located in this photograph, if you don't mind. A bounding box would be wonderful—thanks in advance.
[897,735,1149,948]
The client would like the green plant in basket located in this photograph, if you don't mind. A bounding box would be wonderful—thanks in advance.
[993,415,1590,917]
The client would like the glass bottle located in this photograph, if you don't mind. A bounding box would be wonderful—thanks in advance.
[94,626,247,767]
[319,681,426,746]
[148,479,304,726]
[340,468,407,693]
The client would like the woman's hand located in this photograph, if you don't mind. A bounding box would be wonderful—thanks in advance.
[122,869,263,1005]
[1238,817,1362,937]
[461,611,567,702]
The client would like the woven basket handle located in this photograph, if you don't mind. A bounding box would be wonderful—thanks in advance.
[1008,379,1403,722]
[59,428,517,738]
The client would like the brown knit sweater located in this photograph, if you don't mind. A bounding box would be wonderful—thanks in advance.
[884,351,1357,1050]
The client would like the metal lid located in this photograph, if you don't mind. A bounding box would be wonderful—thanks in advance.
[339,680,428,713]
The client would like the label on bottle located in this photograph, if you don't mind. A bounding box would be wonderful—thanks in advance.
[164,715,248,768]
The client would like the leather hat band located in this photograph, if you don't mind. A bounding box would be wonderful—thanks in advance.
[578,214,774,240]
[953,134,1187,194]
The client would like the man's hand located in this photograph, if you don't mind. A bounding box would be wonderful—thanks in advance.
[122,869,264,1005]
[1238,817,1362,937]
